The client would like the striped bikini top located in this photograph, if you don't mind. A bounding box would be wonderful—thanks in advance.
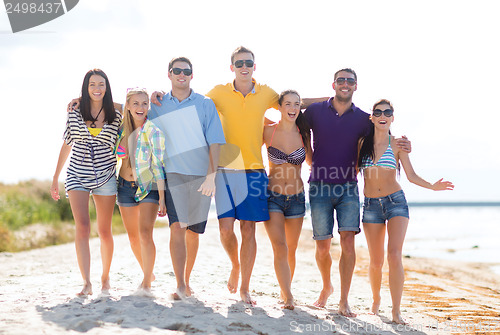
[267,125,306,166]
[360,136,397,170]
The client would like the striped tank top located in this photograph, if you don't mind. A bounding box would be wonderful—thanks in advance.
[64,109,122,191]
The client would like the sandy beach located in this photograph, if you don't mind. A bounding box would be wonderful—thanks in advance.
[1,219,499,335]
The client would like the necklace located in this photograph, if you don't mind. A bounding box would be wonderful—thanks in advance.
[89,107,103,128]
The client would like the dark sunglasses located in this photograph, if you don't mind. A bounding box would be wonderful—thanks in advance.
[335,77,356,86]
[170,68,192,76]
[372,109,394,117]
[234,60,254,68]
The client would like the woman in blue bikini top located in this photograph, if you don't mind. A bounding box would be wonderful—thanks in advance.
[356,98,454,324]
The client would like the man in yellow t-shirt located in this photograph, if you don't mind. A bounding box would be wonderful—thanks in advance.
[206,46,278,305]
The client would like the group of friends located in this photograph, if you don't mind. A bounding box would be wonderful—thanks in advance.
[50,46,454,324]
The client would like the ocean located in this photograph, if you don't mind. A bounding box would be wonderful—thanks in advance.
[303,204,500,274]
[394,205,500,269]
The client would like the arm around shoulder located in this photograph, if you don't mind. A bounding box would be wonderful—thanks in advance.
[301,97,329,109]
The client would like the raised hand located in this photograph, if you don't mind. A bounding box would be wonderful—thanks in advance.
[432,178,454,191]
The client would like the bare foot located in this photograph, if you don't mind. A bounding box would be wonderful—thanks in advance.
[101,279,111,294]
[133,287,155,298]
[278,290,285,304]
[282,297,295,310]
[392,312,408,325]
[185,285,194,297]
[370,299,381,315]
[227,266,239,294]
[313,285,333,308]
[240,291,256,306]
[77,282,93,297]
[339,301,357,317]
[171,288,186,301]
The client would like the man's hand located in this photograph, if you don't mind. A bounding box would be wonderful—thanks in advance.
[151,91,165,107]
[197,174,216,197]
[396,135,412,153]
[67,98,81,112]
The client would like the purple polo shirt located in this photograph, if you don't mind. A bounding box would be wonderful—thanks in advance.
[303,98,371,184]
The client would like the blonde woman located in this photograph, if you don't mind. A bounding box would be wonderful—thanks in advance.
[115,88,166,296]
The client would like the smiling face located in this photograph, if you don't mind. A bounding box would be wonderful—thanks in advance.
[168,60,193,90]
[127,92,149,125]
[371,102,394,129]
[333,70,357,103]
[230,52,255,81]
[279,93,301,123]
[88,74,106,102]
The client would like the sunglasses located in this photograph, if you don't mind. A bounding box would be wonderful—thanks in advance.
[372,109,394,117]
[335,77,357,86]
[234,60,254,68]
[170,68,192,76]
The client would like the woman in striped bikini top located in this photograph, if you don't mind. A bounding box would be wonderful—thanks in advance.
[356,99,454,325]
[359,135,397,170]
[267,126,306,166]
[262,89,312,310]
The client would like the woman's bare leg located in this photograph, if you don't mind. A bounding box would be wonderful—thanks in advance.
[363,222,386,315]
[387,216,409,324]
[68,190,93,296]
[264,212,294,309]
[93,194,115,292]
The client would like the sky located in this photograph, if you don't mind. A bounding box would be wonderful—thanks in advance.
[1,0,499,202]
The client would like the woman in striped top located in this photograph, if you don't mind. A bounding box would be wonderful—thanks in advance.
[115,88,166,297]
[51,69,121,297]
[262,90,312,310]
[357,99,454,324]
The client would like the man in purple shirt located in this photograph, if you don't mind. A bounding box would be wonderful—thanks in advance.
[303,68,409,316]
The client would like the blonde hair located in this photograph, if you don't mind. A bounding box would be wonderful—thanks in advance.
[120,88,149,168]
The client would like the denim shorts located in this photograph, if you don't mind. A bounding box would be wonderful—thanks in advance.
[362,190,409,223]
[215,169,269,222]
[309,181,361,240]
[268,190,306,219]
[69,175,117,196]
[116,176,159,207]
[164,173,211,234]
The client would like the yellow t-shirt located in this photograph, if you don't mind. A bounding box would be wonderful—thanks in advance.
[207,79,278,170]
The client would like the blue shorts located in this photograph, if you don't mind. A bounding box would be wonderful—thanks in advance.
[362,190,410,223]
[116,176,159,207]
[215,169,269,222]
[309,181,361,240]
[68,175,117,196]
[268,190,306,219]
[164,173,211,234]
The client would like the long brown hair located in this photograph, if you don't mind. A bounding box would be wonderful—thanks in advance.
[357,99,398,174]
[80,69,116,124]
[278,90,311,151]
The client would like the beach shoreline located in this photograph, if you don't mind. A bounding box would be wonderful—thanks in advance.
[1,219,499,334]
